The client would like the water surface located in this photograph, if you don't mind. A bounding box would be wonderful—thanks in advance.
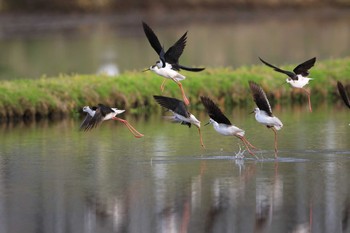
[0,106,349,232]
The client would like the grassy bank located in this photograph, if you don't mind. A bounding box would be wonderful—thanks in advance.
[0,57,349,121]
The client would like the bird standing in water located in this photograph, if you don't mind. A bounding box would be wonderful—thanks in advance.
[200,96,257,157]
[249,81,283,158]
[259,57,316,112]
[142,21,205,105]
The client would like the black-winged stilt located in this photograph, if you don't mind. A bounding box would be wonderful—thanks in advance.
[80,104,144,138]
[200,96,257,157]
[153,95,205,148]
[142,21,205,105]
[249,81,283,158]
[259,57,316,112]
[337,81,350,109]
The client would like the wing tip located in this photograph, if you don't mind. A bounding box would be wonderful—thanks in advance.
[337,81,350,108]
[200,96,212,107]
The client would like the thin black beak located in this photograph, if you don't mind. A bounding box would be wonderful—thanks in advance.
[204,122,210,126]
[142,68,150,72]
[249,110,255,114]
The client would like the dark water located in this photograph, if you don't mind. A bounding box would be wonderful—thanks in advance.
[0,106,349,233]
[0,9,350,80]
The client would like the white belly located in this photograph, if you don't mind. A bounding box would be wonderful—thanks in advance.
[287,75,311,88]
[255,113,283,130]
[214,124,245,137]
[152,66,186,82]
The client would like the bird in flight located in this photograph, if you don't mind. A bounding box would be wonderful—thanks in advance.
[80,104,144,138]
[259,57,316,112]
[142,21,205,105]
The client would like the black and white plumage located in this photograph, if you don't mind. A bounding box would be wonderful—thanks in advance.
[80,106,98,131]
[337,81,350,109]
[142,22,205,105]
[259,57,316,112]
[249,81,283,158]
[80,104,125,131]
[153,95,205,148]
[200,96,256,157]
[79,104,144,138]
[142,21,205,72]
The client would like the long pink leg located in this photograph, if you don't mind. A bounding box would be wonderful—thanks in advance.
[172,78,190,105]
[271,128,278,159]
[241,136,258,150]
[122,120,144,138]
[303,88,312,112]
[238,136,257,158]
[160,79,167,92]
[198,127,205,149]
[112,117,144,138]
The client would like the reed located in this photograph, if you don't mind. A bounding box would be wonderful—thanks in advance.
[0,57,349,121]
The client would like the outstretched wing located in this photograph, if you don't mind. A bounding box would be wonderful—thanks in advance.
[200,96,231,125]
[293,57,316,77]
[142,21,162,55]
[79,113,93,131]
[165,32,187,69]
[259,57,295,79]
[80,108,104,131]
[153,95,189,118]
[159,47,166,68]
[249,81,273,117]
[179,65,205,72]
[337,81,350,109]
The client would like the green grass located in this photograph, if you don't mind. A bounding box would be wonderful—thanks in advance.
[1,57,349,120]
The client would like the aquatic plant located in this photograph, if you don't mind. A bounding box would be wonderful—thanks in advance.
[0,57,349,122]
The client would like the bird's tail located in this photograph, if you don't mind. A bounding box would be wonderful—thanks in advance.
[179,65,205,72]
[174,73,186,81]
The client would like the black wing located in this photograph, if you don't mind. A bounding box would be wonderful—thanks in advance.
[179,65,205,72]
[83,104,114,131]
[200,96,231,125]
[164,31,187,69]
[259,57,295,79]
[79,106,98,131]
[97,103,114,116]
[293,57,316,77]
[142,21,162,55]
[81,107,105,131]
[249,81,273,116]
[159,47,166,68]
[337,81,350,109]
[153,95,190,118]
[79,113,93,131]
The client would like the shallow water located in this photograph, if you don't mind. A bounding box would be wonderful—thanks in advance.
[0,105,349,233]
